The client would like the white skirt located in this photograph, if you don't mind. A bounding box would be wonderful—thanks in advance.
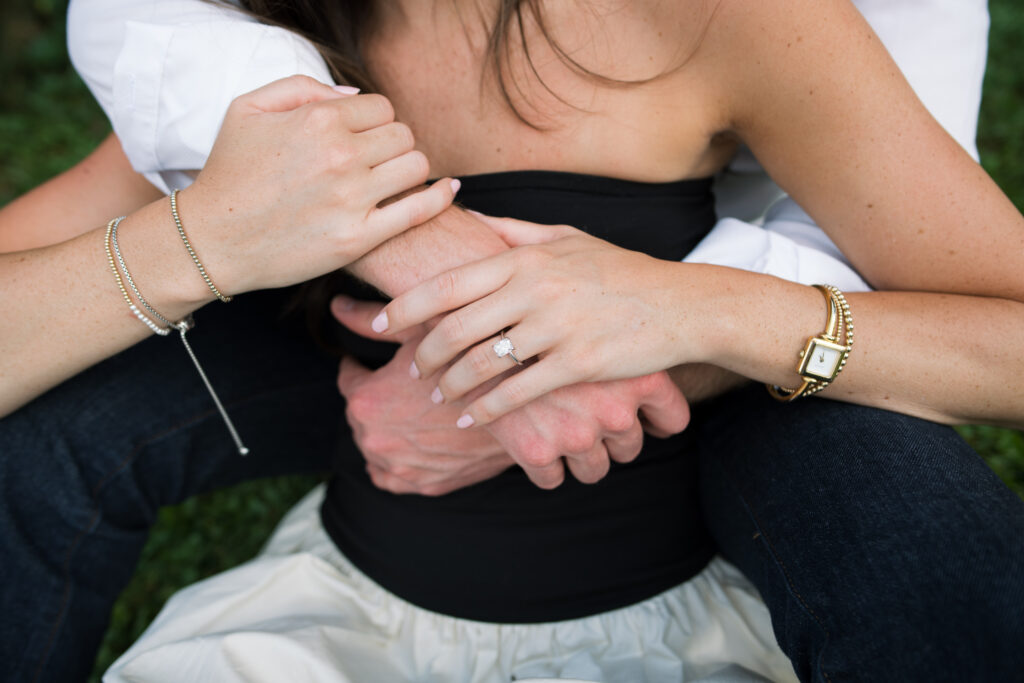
[105,485,797,683]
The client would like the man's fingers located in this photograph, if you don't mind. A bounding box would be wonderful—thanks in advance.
[331,296,392,341]
[602,418,645,464]
[521,459,567,490]
[463,362,574,426]
[564,443,612,484]
[636,373,691,437]
[366,464,421,495]
[332,296,428,346]
[336,355,371,398]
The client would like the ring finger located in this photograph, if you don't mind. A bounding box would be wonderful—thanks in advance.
[414,289,526,376]
[434,322,551,403]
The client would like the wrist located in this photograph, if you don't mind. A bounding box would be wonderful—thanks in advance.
[661,262,740,368]
[117,198,219,315]
[346,205,510,296]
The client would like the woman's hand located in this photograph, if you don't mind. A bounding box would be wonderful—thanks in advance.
[176,75,459,297]
[375,214,713,426]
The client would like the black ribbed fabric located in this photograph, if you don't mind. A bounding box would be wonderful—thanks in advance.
[323,170,718,622]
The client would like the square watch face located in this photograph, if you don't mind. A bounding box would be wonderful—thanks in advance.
[802,339,844,379]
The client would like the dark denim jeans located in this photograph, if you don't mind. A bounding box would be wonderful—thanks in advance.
[693,387,1024,682]
[2,290,1022,682]
[0,290,342,682]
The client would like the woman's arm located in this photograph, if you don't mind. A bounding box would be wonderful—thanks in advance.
[374,0,1024,430]
[0,77,456,417]
[708,0,1024,426]
[0,134,162,251]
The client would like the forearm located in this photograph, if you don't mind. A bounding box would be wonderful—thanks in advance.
[689,267,1024,429]
[0,199,215,417]
[346,204,510,297]
[0,134,162,252]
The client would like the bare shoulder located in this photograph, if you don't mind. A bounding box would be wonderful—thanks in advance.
[696,0,895,128]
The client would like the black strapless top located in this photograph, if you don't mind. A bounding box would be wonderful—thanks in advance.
[322,170,718,622]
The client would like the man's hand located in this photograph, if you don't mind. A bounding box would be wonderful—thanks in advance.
[332,298,691,494]
[333,297,513,496]
[486,371,691,489]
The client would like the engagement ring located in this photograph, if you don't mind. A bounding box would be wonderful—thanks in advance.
[493,330,522,365]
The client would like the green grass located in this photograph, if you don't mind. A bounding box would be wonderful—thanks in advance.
[0,1,1022,680]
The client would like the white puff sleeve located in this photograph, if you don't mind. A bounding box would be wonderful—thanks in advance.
[67,0,334,192]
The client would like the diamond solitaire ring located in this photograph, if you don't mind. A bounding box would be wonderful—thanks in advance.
[492,330,522,365]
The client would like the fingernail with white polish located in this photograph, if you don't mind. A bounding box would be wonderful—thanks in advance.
[371,311,388,333]
[456,414,475,429]
[450,178,461,194]
[430,387,443,404]
[409,361,420,379]
[332,85,361,95]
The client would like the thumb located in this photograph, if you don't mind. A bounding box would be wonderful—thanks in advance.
[236,75,359,114]
[331,295,427,344]
[337,355,371,398]
[467,211,573,247]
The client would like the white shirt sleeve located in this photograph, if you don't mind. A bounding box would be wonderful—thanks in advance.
[690,0,990,292]
[67,0,334,193]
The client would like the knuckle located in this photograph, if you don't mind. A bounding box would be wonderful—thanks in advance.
[467,345,495,376]
[438,311,467,348]
[434,268,461,303]
[499,379,529,410]
[326,143,358,174]
[345,394,375,422]
[390,122,415,151]
[290,74,320,90]
[520,447,557,469]
[358,433,393,457]
[304,102,339,131]
[601,406,636,433]
[366,93,396,122]
[390,465,418,481]
[561,428,595,455]
[403,150,431,182]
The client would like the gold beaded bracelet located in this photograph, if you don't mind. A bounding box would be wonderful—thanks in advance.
[767,284,854,402]
[170,189,232,303]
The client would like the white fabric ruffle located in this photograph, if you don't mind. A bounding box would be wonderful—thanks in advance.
[105,486,797,683]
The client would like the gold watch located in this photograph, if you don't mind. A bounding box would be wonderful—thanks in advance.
[767,284,853,402]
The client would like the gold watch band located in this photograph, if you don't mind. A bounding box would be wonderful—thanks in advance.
[767,284,851,402]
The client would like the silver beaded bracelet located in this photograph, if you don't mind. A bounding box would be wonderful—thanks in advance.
[104,217,249,455]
